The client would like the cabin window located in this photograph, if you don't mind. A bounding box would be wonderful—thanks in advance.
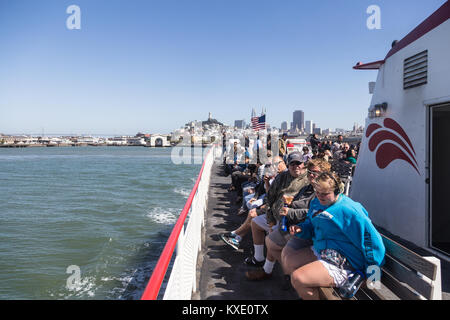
[403,50,427,89]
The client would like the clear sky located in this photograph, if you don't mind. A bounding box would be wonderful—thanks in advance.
[0,0,446,135]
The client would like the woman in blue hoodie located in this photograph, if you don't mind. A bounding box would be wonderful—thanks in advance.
[287,172,385,300]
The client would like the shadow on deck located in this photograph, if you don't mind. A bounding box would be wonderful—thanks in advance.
[195,163,297,300]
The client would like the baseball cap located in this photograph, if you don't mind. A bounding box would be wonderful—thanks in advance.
[287,152,303,165]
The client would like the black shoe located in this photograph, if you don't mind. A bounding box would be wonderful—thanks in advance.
[244,256,265,267]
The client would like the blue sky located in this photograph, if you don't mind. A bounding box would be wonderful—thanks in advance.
[0,0,446,135]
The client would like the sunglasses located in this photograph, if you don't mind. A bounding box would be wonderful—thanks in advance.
[307,169,321,176]
[289,161,303,166]
[314,188,334,197]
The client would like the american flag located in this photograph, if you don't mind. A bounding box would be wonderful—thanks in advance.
[256,114,266,131]
[251,109,259,131]
[251,108,266,131]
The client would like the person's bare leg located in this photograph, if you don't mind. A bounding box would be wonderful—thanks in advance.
[281,244,310,275]
[250,219,267,262]
[251,219,266,245]
[290,249,334,300]
[265,236,283,264]
[233,211,254,236]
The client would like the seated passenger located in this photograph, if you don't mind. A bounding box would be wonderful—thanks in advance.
[245,159,331,287]
[286,140,294,148]
[229,156,257,198]
[219,157,286,250]
[301,146,313,163]
[344,149,357,164]
[322,149,332,162]
[243,152,308,267]
[286,172,385,300]
[333,143,350,161]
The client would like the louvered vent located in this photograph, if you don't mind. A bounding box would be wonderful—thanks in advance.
[404,50,428,89]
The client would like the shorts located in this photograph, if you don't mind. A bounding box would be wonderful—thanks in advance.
[252,214,278,233]
[286,237,313,251]
[244,194,265,210]
[311,246,352,288]
[267,227,291,247]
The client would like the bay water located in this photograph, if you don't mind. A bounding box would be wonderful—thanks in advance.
[0,146,202,299]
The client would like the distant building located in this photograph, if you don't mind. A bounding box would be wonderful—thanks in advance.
[281,121,288,131]
[313,127,322,135]
[305,120,313,134]
[293,110,304,132]
[234,120,246,129]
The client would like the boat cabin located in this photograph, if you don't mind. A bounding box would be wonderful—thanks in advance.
[351,1,450,261]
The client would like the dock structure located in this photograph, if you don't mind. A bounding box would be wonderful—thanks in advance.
[195,162,297,300]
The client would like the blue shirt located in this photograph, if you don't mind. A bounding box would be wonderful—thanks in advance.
[296,195,385,273]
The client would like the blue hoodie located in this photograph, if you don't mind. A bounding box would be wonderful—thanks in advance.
[295,194,385,274]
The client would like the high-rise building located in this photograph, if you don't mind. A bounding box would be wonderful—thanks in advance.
[281,121,288,131]
[234,120,246,129]
[293,110,304,132]
[305,120,313,134]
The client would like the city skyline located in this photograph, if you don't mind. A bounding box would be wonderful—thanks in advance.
[0,0,446,135]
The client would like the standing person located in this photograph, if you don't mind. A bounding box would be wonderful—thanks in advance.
[278,133,288,158]
[332,135,344,154]
[222,132,227,164]
[286,172,385,300]
[253,133,263,164]
[309,134,320,151]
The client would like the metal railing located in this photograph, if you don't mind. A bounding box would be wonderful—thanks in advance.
[141,146,215,300]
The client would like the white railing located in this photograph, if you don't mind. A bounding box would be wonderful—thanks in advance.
[163,147,214,299]
[141,146,215,300]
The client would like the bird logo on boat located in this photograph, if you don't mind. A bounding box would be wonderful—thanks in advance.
[365,118,420,175]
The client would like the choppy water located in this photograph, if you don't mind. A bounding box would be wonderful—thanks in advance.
[0,146,201,299]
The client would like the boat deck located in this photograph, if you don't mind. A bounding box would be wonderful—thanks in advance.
[194,162,450,300]
[195,162,297,300]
